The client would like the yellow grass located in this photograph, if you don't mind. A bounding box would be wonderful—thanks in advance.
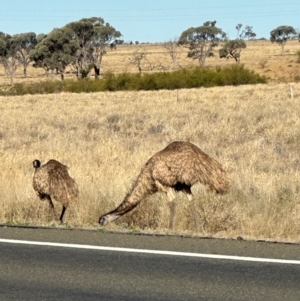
[1,83,300,242]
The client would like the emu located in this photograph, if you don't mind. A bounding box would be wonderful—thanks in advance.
[32,159,79,222]
[99,141,230,230]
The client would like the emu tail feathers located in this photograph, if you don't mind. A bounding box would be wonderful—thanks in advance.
[50,172,79,206]
[195,152,230,194]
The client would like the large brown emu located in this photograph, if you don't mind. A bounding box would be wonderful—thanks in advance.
[99,141,230,230]
[32,159,79,222]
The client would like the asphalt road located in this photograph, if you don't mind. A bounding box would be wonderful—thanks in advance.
[0,226,299,301]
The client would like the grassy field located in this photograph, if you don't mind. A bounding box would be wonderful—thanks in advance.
[0,40,300,242]
[1,83,300,242]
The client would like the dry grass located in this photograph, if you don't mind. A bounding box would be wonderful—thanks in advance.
[0,40,300,241]
[1,83,300,243]
[0,40,299,85]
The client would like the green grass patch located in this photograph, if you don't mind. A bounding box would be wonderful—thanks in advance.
[0,65,267,96]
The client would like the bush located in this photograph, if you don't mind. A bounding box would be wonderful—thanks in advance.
[0,65,267,96]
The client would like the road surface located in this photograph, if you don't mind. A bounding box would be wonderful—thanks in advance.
[0,226,299,300]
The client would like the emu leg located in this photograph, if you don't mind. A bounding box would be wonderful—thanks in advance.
[185,193,199,233]
[166,189,176,230]
[59,206,67,223]
[44,195,55,221]
[168,201,177,230]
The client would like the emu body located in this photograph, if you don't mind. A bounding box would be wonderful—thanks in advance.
[32,159,79,222]
[99,141,229,230]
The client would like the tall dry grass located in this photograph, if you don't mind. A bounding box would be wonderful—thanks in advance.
[0,84,300,242]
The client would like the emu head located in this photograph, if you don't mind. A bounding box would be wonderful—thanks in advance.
[32,159,41,169]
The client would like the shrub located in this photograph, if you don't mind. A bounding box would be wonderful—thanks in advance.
[0,65,267,96]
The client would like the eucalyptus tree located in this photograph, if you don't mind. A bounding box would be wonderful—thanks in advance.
[179,21,226,66]
[0,32,18,85]
[270,25,296,55]
[29,34,51,75]
[64,18,94,78]
[90,19,122,78]
[236,24,256,40]
[29,27,78,80]
[65,17,122,78]
[219,24,255,64]
[10,32,37,77]
[219,39,246,63]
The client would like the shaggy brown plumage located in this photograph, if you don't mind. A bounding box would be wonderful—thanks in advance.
[32,159,79,222]
[99,141,230,230]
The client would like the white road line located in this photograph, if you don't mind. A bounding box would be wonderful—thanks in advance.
[1,238,299,265]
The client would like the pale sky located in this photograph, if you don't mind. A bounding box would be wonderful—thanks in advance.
[0,0,299,42]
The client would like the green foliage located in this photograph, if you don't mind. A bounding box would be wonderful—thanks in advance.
[65,17,122,78]
[0,32,19,85]
[10,32,37,76]
[236,24,256,40]
[28,17,122,80]
[270,25,297,44]
[219,40,247,63]
[1,66,267,96]
[29,27,79,79]
[0,32,11,57]
[179,21,227,66]
[270,25,297,55]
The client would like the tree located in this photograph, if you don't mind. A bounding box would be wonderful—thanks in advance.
[89,19,122,78]
[270,25,296,55]
[29,27,78,80]
[65,17,122,78]
[10,32,37,77]
[0,32,18,85]
[236,24,243,39]
[219,24,254,64]
[179,21,226,66]
[63,18,94,78]
[162,38,181,69]
[129,49,147,74]
[219,40,246,63]
[29,35,52,75]
[236,24,256,40]
[29,17,121,80]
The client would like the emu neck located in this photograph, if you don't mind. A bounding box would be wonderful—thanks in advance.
[127,169,156,203]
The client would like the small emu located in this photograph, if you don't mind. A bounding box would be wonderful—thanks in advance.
[99,141,230,230]
[32,159,79,222]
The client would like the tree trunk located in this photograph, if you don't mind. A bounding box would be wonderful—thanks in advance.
[10,74,14,86]
[281,43,285,56]
[75,66,79,79]
[94,65,100,79]
[198,55,206,66]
